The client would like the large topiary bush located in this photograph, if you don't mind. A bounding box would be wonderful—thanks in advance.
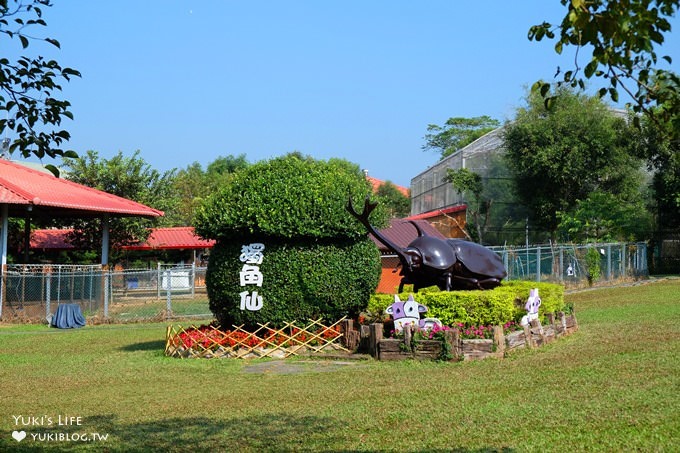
[195,153,385,329]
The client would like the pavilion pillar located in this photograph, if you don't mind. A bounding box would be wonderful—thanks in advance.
[101,214,110,267]
[0,204,8,318]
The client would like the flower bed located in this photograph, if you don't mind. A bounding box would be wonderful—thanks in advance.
[354,311,578,361]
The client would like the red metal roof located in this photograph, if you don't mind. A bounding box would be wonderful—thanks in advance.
[31,227,215,251]
[369,218,447,253]
[405,204,467,221]
[0,159,163,218]
[366,175,410,197]
[122,227,215,250]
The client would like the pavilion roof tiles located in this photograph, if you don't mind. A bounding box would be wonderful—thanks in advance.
[0,159,163,218]
[31,227,215,251]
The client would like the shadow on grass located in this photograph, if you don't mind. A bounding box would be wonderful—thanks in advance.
[2,412,518,452]
[119,340,166,352]
[2,413,347,452]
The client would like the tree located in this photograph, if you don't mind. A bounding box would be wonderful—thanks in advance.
[557,190,652,242]
[529,0,679,136]
[423,116,500,159]
[630,113,680,231]
[445,168,487,242]
[375,181,410,218]
[503,87,648,239]
[0,0,80,175]
[61,150,176,256]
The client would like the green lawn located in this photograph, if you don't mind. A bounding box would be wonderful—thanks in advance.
[1,279,678,452]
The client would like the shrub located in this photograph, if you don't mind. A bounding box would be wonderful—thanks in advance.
[195,153,387,241]
[207,238,380,328]
[367,280,565,327]
[585,247,602,286]
[196,153,385,329]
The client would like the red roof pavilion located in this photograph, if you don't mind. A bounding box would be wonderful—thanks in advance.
[0,159,164,218]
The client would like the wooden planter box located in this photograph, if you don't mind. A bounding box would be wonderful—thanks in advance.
[354,310,579,362]
[378,338,445,361]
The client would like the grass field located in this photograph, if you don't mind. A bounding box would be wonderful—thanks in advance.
[1,279,678,452]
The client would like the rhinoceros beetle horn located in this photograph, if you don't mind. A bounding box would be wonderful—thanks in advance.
[409,220,425,238]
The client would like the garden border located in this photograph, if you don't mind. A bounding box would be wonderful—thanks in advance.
[165,312,578,361]
[348,311,578,361]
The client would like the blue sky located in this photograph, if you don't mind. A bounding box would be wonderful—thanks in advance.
[11,1,680,187]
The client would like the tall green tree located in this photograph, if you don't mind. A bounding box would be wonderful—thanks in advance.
[445,168,486,242]
[634,112,680,230]
[557,190,652,242]
[172,154,250,226]
[423,116,500,159]
[62,150,177,254]
[375,181,410,218]
[529,0,679,140]
[503,88,647,240]
[0,0,80,175]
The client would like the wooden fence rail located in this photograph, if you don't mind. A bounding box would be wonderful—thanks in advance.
[165,318,350,359]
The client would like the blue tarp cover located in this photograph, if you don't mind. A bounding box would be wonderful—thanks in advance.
[51,304,86,329]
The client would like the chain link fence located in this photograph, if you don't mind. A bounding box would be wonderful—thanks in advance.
[1,242,648,322]
[378,242,648,290]
[489,242,648,286]
[0,263,211,322]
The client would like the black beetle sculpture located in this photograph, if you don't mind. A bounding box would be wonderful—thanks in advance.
[347,196,507,292]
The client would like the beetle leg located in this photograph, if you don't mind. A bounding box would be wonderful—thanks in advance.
[476,277,502,289]
[452,275,480,290]
[444,273,452,291]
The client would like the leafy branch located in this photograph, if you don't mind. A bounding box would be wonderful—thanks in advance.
[0,0,80,174]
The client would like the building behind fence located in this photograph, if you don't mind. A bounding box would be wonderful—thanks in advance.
[0,242,648,322]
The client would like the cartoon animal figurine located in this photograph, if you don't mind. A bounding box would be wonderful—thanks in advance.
[520,288,541,326]
[385,294,442,332]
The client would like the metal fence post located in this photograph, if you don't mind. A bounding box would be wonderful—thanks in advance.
[607,244,612,280]
[503,251,509,281]
[103,269,109,319]
[45,272,51,319]
[157,262,161,300]
[57,266,61,304]
[166,276,172,318]
[536,246,541,282]
[620,243,625,277]
[191,263,196,297]
[0,265,4,319]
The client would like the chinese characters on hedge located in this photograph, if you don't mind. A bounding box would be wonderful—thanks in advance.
[239,243,265,311]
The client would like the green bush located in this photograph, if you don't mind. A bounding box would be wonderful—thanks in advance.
[207,238,381,328]
[367,280,565,326]
[197,153,385,329]
[195,153,386,241]
[585,247,602,285]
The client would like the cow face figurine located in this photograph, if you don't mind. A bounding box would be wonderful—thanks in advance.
[386,294,442,332]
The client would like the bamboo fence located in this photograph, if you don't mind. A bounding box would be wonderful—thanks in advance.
[165,317,350,359]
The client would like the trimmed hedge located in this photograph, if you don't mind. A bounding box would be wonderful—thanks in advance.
[368,281,565,326]
[207,238,381,328]
[195,153,387,241]
[196,154,387,329]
